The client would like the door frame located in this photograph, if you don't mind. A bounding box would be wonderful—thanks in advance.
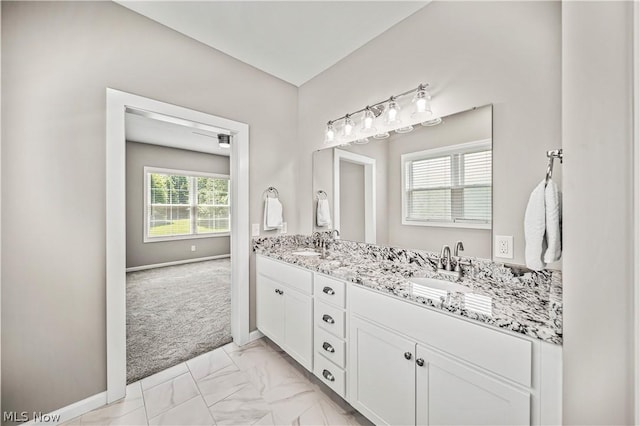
[105,88,250,403]
[333,148,377,243]
[634,1,640,422]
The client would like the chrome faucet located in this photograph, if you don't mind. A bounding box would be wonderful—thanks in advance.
[454,241,464,257]
[332,229,340,239]
[438,245,452,271]
[454,241,465,272]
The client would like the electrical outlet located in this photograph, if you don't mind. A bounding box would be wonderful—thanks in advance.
[191,245,196,252]
[494,235,513,259]
[280,222,288,234]
[251,223,260,237]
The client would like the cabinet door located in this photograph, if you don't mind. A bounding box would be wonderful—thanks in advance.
[256,274,284,344]
[282,287,313,371]
[416,344,530,426]
[349,316,415,426]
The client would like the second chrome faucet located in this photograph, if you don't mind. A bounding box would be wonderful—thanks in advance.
[437,241,470,279]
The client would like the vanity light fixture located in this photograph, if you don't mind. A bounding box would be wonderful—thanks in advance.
[342,114,355,138]
[384,96,402,126]
[218,134,231,148]
[324,121,336,144]
[360,106,377,136]
[323,82,441,144]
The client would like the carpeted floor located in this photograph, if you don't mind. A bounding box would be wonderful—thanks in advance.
[126,258,232,384]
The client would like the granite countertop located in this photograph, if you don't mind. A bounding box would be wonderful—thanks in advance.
[254,234,563,345]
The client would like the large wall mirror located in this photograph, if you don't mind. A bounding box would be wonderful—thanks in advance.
[313,105,492,259]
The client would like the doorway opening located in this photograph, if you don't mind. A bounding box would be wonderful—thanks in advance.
[106,89,250,403]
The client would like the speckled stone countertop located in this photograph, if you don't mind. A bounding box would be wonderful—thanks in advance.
[253,234,562,345]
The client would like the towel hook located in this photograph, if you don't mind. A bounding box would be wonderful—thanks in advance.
[316,190,328,200]
[264,186,279,198]
[545,149,563,184]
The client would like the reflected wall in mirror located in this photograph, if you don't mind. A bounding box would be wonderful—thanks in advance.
[313,105,492,258]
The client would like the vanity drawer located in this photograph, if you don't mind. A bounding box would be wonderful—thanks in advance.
[314,274,346,308]
[314,326,346,368]
[315,301,345,338]
[256,255,313,295]
[314,353,346,398]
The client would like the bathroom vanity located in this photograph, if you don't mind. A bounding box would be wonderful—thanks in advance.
[254,235,562,426]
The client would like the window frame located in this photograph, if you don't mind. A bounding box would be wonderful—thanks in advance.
[143,166,231,242]
[400,139,492,230]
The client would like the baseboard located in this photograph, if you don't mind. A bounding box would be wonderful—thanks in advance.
[23,391,107,425]
[248,329,264,342]
[125,254,230,272]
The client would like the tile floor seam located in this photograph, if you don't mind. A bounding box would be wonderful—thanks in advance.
[147,394,202,425]
[140,382,151,426]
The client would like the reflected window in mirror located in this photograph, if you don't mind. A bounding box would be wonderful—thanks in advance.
[401,139,492,229]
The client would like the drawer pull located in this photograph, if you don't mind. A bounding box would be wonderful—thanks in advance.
[322,286,335,295]
[322,369,335,382]
[322,342,335,353]
[322,314,335,324]
[416,358,425,367]
[404,352,412,360]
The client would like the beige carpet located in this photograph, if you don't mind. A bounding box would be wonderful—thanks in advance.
[126,259,232,384]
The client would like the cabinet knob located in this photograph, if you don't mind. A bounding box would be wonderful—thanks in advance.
[322,286,335,295]
[404,352,412,360]
[416,358,425,367]
[322,342,335,353]
[322,369,335,382]
[322,314,335,324]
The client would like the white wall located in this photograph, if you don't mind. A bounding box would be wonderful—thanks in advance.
[297,1,561,266]
[1,1,297,419]
[562,1,635,423]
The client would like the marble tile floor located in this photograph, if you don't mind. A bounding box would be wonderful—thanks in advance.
[62,338,372,426]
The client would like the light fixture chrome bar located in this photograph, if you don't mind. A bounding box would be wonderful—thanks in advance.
[326,83,429,125]
[125,106,231,135]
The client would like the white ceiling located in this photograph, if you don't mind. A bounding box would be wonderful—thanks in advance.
[115,1,429,86]
[126,112,231,156]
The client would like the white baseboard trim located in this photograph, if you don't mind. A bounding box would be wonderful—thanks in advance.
[125,254,230,272]
[23,391,107,425]
[248,329,264,342]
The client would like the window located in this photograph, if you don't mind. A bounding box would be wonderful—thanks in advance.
[144,167,230,242]
[401,140,492,229]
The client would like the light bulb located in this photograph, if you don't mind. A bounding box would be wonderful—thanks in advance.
[324,122,335,144]
[384,97,402,126]
[342,115,355,138]
[411,85,433,120]
[360,107,377,136]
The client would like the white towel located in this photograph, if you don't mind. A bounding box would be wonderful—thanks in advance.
[316,199,331,227]
[525,181,547,270]
[264,197,283,230]
[543,179,562,264]
[524,179,562,270]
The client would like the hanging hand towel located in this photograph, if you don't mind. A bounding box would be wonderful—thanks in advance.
[543,179,562,264]
[264,197,283,230]
[524,180,547,271]
[316,199,332,227]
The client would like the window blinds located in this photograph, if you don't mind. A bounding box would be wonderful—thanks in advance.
[405,144,492,225]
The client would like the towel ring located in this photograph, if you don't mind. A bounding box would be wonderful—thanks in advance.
[264,186,279,199]
[316,190,328,200]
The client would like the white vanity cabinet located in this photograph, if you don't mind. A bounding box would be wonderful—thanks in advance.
[256,255,314,370]
[349,285,561,426]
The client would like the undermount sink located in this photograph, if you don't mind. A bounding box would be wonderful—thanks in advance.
[409,277,471,302]
[291,250,321,257]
